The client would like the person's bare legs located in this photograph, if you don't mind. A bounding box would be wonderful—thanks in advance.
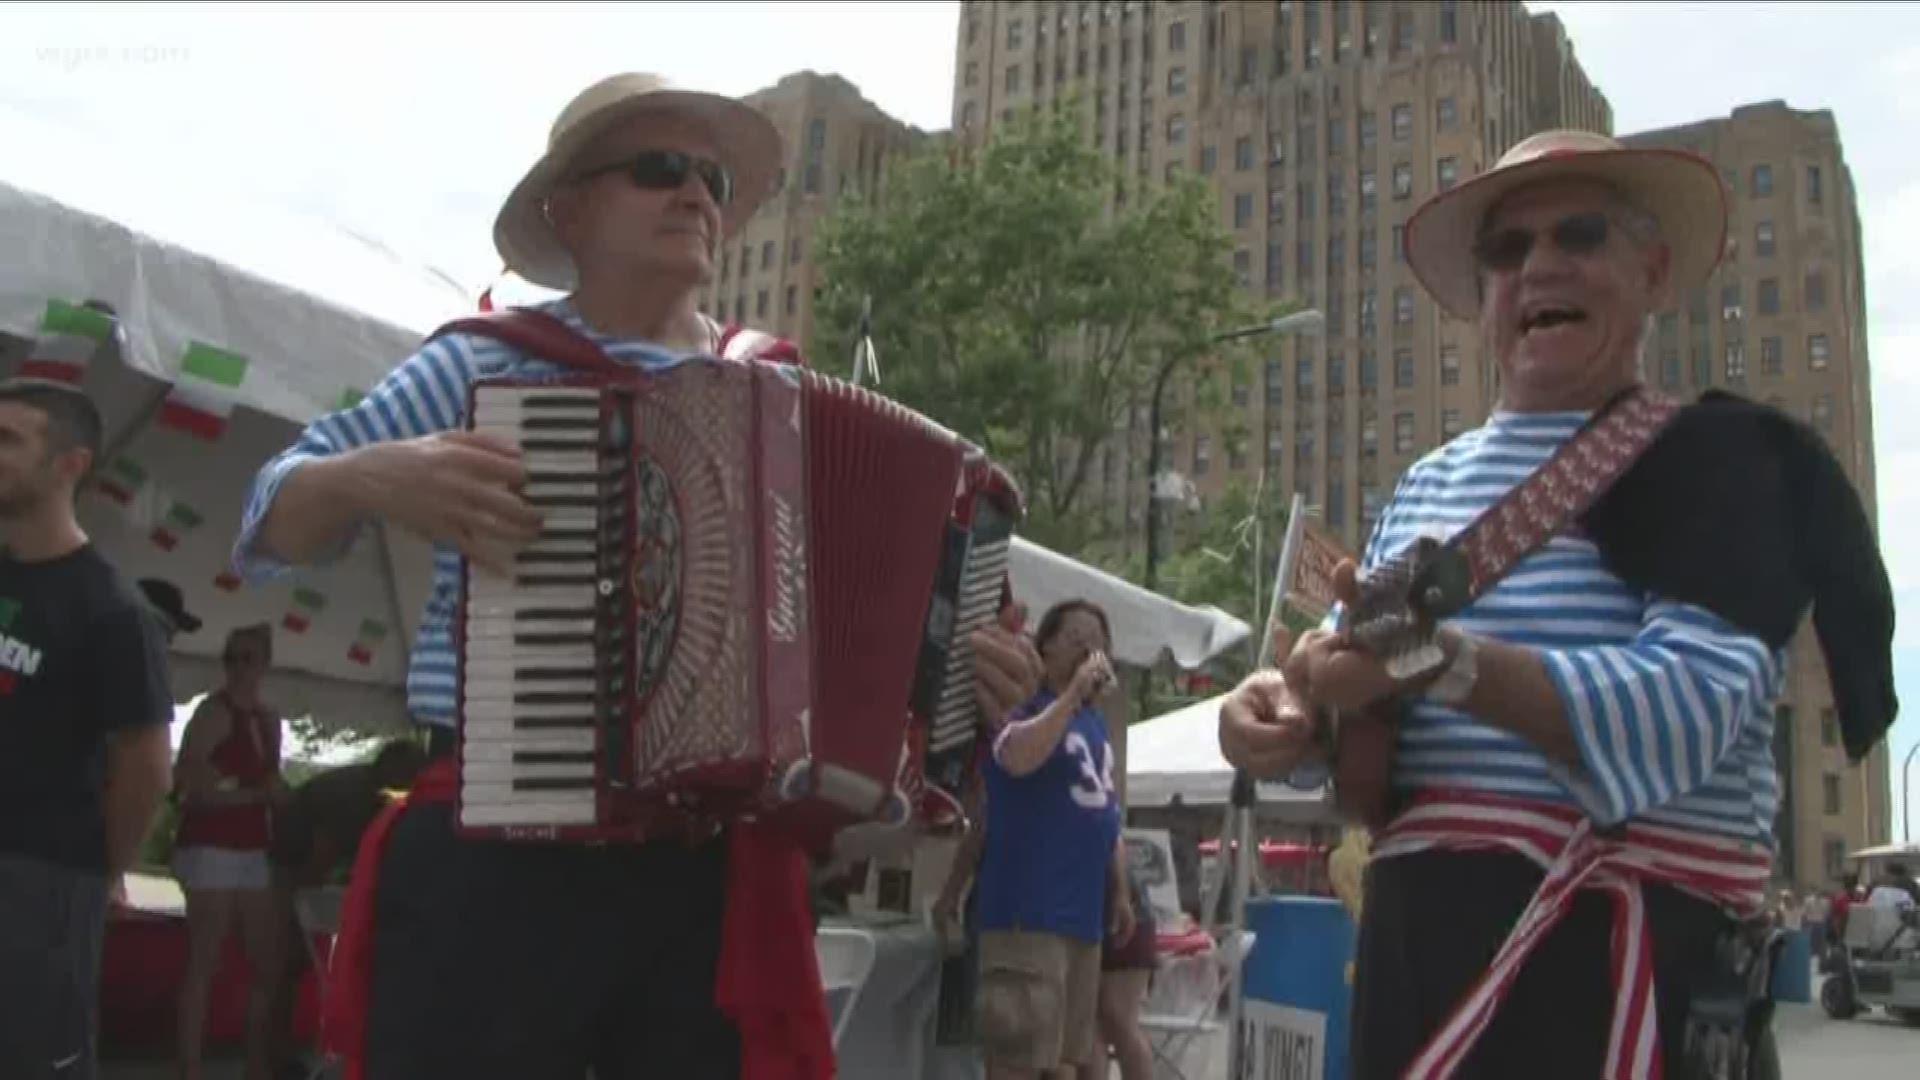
[1096,969,1153,1080]
[177,887,239,1080]
[235,886,286,1080]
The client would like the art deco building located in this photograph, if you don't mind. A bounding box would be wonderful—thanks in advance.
[1623,101,1892,885]
[700,70,927,350]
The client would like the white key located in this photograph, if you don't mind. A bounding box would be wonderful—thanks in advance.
[461,702,598,724]
[461,759,596,783]
[464,639,597,664]
[463,616,599,639]
[466,584,599,609]
[459,799,597,828]
[461,729,598,756]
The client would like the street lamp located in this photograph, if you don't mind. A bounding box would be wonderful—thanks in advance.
[1142,309,1325,597]
[1135,309,1324,717]
[1903,741,1919,844]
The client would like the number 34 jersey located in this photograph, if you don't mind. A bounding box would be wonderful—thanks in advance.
[975,688,1124,944]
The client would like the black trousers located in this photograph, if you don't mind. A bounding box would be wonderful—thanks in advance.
[0,854,106,1080]
[1350,848,1728,1080]
[361,797,739,1080]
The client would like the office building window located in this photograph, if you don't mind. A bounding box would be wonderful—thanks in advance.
[1169,20,1187,51]
[1359,350,1378,391]
[1808,333,1830,370]
[1751,164,1773,197]
[1822,708,1839,748]
[1440,344,1461,386]
[1661,349,1680,388]
[1236,136,1254,171]
[1007,17,1024,50]
[1808,165,1823,205]
[1393,412,1415,453]
[1755,221,1776,258]
[1442,409,1463,439]
[1761,336,1782,374]
[1437,157,1459,191]
[1758,278,1780,316]
[1724,340,1746,381]
[1358,111,1376,148]
[1395,287,1415,324]
[1811,394,1834,434]
[1391,103,1412,141]
[1823,774,1842,816]
[1168,66,1187,95]
[1805,270,1827,312]
[1436,97,1456,130]
[1234,193,1254,228]
[1393,163,1413,199]
[1393,348,1414,389]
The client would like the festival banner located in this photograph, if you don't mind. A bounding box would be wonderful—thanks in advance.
[346,617,389,665]
[148,500,204,552]
[1286,518,1354,623]
[93,457,150,507]
[281,585,327,633]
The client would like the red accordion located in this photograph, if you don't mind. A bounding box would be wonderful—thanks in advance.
[453,353,1022,852]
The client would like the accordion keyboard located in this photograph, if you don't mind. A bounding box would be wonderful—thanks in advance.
[918,494,1019,796]
[459,385,628,830]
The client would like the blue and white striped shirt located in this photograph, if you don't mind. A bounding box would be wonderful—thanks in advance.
[1356,409,1783,849]
[232,299,721,728]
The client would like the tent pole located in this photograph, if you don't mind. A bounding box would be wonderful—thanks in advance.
[1223,493,1307,1080]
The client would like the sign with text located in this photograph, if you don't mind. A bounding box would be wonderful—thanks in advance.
[1286,520,1354,623]
[1241,1000,1328,1080]
[1122,828,1183,930]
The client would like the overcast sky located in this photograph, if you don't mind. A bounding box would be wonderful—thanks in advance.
[4,2,1917,838]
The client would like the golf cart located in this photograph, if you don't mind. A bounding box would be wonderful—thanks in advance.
[1820,900,1920,1025]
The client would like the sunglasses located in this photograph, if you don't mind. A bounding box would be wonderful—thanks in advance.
[1471,211,1614,273]
[575,149,735,208]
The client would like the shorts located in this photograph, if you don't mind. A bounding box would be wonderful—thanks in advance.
[171,846,272,892]
[1102,918,1159,972]
[0,854,109,1080]
[975,929,1102,1071]
[360,798,740,1079]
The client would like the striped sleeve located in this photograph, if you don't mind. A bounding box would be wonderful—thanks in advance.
[1540,598,1781,827]
[231,334,483,582]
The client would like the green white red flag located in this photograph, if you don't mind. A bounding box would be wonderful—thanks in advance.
[282,586,326,633]
[158,343,249,440]
[21,300,115,383]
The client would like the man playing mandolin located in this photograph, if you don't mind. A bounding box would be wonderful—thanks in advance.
[1219,131,1896,1078]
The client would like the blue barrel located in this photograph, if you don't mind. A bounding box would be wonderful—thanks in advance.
[1241,896,1354,1080]
[1770,927,1812,1003]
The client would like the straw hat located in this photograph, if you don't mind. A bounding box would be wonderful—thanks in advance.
[493,73,784,291]
[1404,129,1729,321]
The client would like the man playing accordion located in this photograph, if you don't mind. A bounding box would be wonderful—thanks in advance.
[234,73,1044,1080]
[1218,131,1896,1078]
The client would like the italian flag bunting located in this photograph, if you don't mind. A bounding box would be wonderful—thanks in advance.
[281,586,327,633]
[22,299,115,383]
[158,343,249,440]
[347,618,389,665]
[93,457,149,506]
[149,500,203,552]
[214,570,243,593]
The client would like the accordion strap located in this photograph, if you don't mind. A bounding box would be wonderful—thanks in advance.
[430,308,805,375]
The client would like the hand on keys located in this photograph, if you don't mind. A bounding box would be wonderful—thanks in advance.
[365,432,546,577]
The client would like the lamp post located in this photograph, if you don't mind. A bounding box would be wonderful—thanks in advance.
[1138,309,1323,714]
[1142,309,1325,596]
[1903,741,1919,844]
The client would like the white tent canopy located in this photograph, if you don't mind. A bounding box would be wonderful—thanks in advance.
[3,170,1250,737]
[1008,538,1248,670]
[1125,693,1329,818]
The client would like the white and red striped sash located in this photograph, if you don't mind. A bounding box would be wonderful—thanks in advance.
[1371,790,1772,1080]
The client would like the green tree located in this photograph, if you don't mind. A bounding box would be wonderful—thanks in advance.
[809,103,1271,552]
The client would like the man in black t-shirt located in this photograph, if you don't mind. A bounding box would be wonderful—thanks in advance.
[0,378,175,1080]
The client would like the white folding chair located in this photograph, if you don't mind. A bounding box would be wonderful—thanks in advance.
[293,887,347,1080]
[813,926,879,1049]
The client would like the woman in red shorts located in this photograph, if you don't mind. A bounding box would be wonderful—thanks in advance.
[1087,866,1157,1079]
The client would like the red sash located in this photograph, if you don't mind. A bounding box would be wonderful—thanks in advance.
[1371,790,1771,1079]
[321,758,834,1080]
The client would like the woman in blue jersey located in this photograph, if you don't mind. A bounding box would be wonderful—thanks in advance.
[972,599,1134,1080]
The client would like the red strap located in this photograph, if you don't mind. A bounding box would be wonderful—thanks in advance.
[320,758,833,1080]
[428,309,808,375]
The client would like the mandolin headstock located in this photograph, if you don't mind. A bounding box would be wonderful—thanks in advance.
[1337,535,1462,680]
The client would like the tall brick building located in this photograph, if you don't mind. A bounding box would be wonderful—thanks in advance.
[1624,101,1891,886]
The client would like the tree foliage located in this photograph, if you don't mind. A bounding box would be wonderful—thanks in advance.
[809,104,1269,552]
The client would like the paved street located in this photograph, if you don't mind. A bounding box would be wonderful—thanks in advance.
[1776,995,1918,1078]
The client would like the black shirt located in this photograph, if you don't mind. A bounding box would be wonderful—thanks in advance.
[0,544,174,871]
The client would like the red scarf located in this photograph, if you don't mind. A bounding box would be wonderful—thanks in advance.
[321,759,835,1080]
[1371,790,1771,1079]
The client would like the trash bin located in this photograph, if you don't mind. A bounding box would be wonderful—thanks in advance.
[1241,896,1353,1080]
[1771,926,1812,1004]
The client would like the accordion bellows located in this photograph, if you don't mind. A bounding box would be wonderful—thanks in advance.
[455,357,1020,853]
